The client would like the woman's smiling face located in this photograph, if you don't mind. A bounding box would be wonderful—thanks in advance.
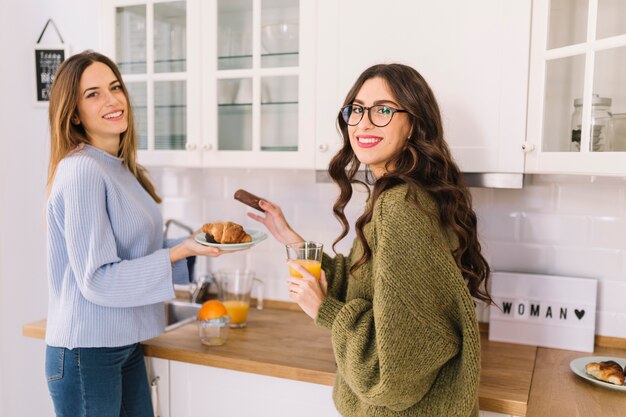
[348,77,412,177]
[74,61,128,150]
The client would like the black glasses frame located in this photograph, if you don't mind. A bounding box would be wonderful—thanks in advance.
[340,104,408,127]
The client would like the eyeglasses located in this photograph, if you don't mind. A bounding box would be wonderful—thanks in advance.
[340,104,408,128]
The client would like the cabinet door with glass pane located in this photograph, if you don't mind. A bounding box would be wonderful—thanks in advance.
[101,0,202,167]
[526,0,626,175]
[200,0,316,168]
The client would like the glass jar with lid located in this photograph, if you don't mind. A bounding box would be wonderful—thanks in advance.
[570,94,614,152]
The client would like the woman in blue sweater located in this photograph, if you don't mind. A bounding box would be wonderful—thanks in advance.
[45,51,228,417]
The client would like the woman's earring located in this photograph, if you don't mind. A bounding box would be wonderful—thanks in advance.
[71,115,80,125]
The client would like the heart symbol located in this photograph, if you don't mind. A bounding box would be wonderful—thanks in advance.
[575,309,585,320]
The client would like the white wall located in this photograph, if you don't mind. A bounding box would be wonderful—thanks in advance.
[0,0,100,415]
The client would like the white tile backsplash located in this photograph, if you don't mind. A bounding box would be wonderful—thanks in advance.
[595,312,626,338]
[485,242,552,274]
[477,209,521,241]
[557,183,625,216]
[520,213,589,244]
[153,168,626,338]
[597,280,626,314]
[549,247,622,280]
[161,197,205,233]
[590,217,626,249]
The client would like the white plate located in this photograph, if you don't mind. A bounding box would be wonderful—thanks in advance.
[194,229,267,251]
[569,356,626,392]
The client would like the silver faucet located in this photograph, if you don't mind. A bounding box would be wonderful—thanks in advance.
[163,219,194,238]
[191,274,217,304]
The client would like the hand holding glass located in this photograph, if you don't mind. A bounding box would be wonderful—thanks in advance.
[285,241,323,279]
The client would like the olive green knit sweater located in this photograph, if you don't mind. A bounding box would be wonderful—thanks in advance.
[315,184,481,417]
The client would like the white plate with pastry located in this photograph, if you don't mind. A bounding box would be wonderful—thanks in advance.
[570,356,626,392]
[195,229,267,251]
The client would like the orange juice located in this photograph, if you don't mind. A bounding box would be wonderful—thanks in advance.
[222,300,250,325]
[289,259,322,280]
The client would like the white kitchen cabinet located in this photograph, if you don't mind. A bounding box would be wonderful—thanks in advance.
[314,0,531,174]
[145,357,170,417]
[169,360,338,417]
[200,0,316,169]
[101,0,203,167]
[525,0,626,175]
[101,0,315,169]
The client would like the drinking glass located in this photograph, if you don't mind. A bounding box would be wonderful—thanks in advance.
[285,241,323,279]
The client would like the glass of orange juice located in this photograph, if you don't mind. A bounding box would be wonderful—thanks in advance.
[285,241,324,280]
[215,270,264,328]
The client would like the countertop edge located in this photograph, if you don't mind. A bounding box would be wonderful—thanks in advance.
[141,341,336,386]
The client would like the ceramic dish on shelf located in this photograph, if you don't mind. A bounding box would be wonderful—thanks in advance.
[569,356,626,392]
[194,229,267,251]
[261,23,299,54]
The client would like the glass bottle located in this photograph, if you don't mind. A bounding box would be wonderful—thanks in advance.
[570,94,613,152]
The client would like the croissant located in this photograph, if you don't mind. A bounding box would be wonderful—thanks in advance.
[585,360,625,385]
[202,221,252,244]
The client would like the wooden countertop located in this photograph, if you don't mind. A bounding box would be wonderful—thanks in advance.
[22,308,626,417]
[527,345,626,417]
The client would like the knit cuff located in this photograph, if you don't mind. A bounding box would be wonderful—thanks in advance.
[315,296,344,329]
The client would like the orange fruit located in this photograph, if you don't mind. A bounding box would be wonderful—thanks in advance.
[197,300,228,321]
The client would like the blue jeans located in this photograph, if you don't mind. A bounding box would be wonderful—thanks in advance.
[46,343,153,417]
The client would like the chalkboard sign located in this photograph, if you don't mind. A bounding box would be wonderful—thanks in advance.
[35,46,67,103]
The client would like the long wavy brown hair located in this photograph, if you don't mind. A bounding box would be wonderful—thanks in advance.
[47,50,160,203]
[328,63,492,304]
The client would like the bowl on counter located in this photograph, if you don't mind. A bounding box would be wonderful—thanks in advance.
[261,23,299,54]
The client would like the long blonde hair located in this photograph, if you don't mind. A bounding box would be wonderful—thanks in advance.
[47,50,161,203]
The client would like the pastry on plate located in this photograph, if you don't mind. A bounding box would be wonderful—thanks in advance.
[202,221,252,244]
[585,360,625,385]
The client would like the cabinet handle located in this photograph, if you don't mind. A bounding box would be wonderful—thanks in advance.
[186,143,197,151]
[318,144,329,152]
[202,144,213,151]
[521,142,535,153]
[150,376,160,417]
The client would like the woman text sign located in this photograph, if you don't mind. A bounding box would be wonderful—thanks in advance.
[489,272,597,352]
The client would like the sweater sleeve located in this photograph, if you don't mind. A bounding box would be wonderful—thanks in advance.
[164,237,190,285]
[59,160,175,307]
[316,192,461,411]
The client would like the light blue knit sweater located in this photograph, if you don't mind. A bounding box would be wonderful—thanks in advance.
[45,144,188,349]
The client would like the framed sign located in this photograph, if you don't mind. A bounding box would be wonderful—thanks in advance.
[34,19,68,105]
[489,271,597,352]
[34,45,68,104]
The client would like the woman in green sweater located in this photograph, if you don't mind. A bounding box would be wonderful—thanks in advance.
[250,63,492,417]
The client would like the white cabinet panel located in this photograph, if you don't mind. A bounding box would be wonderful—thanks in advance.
[145,357,170,417]
[315,0,531,174]
[169,361,338,417]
